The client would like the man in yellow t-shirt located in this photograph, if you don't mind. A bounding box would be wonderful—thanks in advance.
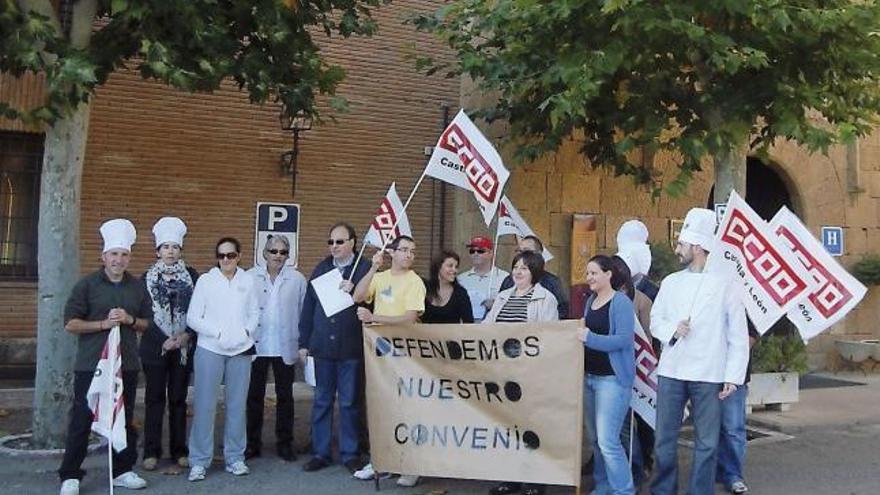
[354,235,425,323]
[352,235,425,487]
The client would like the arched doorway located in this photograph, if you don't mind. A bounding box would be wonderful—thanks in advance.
[707,157,796,220]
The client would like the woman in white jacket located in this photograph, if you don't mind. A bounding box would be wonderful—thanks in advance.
[186,237,259,482]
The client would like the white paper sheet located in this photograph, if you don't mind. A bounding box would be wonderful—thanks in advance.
[304,356,316,387]
[310,268,355,317]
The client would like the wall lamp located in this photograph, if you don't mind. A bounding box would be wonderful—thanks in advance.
[279,106,312,197]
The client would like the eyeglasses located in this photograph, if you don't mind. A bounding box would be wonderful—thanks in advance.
[469,248,488,255]
[216,252,239,260]
[327,238,351,246]
[267,249,289,255]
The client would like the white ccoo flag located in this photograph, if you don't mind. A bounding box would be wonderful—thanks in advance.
[498,196,553,261]
[707,191,818,333]
[364,182,413,248]
[87,325,127,452]
[425,110,510,225]
[770,206,867,340]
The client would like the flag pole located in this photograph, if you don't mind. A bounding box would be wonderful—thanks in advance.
[108,325,118,495]
[487,197,504,296]
[348,169,429,282]
[628,409,635,469]
[108,439,115,495]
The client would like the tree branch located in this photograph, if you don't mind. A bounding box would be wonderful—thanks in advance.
[69,0,97,48]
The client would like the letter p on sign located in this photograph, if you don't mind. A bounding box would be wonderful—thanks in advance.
[267,206,289,230]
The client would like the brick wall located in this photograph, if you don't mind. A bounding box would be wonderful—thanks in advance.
[0,0,459,341]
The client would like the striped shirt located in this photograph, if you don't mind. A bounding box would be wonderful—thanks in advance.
[495,288,534,322]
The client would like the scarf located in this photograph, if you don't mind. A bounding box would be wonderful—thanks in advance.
[146,260,194,338]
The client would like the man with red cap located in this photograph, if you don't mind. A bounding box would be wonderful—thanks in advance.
[457,236,509,322]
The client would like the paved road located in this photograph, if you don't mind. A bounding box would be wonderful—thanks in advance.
[3,422,879,494]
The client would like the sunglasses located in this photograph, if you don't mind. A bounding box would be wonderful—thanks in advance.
[469,248,488,255]
[267,249,289,255]
[216,252,239,260]
[327,238,350,246]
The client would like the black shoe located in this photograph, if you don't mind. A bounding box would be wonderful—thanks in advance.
[521,484,546,495]
[343,458,365,474]
[489,482,522,495]
[277,444,296,462]
[302,457,330,472]
[244,446,261,460]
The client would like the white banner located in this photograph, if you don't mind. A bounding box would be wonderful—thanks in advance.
[498,196,554,261]
[631,319,658,429]
[363,321,583,486]
[707,191,817,333]
[87,325,127,452]
[425,110,510,225]
[770,206,867,340]
[364,182,412,248]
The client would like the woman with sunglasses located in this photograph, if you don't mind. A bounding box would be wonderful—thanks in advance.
[139,217,200,472]
[578,254,636,495]
[186,237,260,482]
[421,250,474,324]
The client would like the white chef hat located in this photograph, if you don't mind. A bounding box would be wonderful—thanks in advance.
[616,220,649,246]
[616,220,652,275]
[152,217,187,248]
[100,219,137,253]
[678,208,716,250]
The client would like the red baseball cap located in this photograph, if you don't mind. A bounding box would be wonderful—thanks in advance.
[466,236,493,250]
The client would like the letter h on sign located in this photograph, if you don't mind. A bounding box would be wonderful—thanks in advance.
[821,227,844,257]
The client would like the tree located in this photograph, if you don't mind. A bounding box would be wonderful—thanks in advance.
[412,0,880,201]
[1,0,382,448]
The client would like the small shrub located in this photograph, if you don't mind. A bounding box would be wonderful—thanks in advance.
[850,254,880,286]
[752,327,809,374]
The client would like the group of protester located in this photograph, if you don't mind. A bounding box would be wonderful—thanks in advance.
[58,207,754,495]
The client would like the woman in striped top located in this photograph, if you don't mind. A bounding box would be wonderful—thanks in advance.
[482,250,558,495]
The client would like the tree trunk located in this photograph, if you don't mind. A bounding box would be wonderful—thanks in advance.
[713,145,747,206]
[31,103,91,448]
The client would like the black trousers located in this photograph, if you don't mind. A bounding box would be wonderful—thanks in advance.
[142,350,190,459]
[59,371,139,481]
[246,356,295,449]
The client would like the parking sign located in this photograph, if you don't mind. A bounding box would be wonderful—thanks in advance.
[821,226,844,257]
[254,203,300,267]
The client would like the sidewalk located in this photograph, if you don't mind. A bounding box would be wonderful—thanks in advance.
[748,371,880,433]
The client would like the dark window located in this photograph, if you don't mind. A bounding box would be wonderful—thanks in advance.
[0,131,42,280]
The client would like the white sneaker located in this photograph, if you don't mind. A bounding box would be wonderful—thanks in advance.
[397,474,420,487]
[225,461,250,476]
[188,465,206,482]
[112,471,147,490]
[59,479,79,495]
[353,462,375,480]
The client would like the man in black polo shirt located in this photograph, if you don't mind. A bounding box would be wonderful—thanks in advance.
[59,219,153,495]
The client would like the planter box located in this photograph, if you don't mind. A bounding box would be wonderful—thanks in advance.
[747,372,799,412]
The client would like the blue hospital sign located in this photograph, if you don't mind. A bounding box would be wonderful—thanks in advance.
[821,226,844,257]
[254,203,300,267]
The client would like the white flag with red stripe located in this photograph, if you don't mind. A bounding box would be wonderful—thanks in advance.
[498,196,554,261]
[631,318,658,429]
[87,325,127,452]
[707,191,818,333]
[364,182,412,248]
[770,206,867,340]
[425,110,510,225]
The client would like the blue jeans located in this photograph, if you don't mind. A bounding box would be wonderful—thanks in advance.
[585,375,635,495]
[651,377,722,495]
[716,384,748,487]
[311,358,361,463]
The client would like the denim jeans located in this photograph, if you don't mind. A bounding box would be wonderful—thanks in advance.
[311,358,362,463]
[188,346,252,468]
[651,377,722,495]
[585,375,635,495]
[716,384,748,487]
